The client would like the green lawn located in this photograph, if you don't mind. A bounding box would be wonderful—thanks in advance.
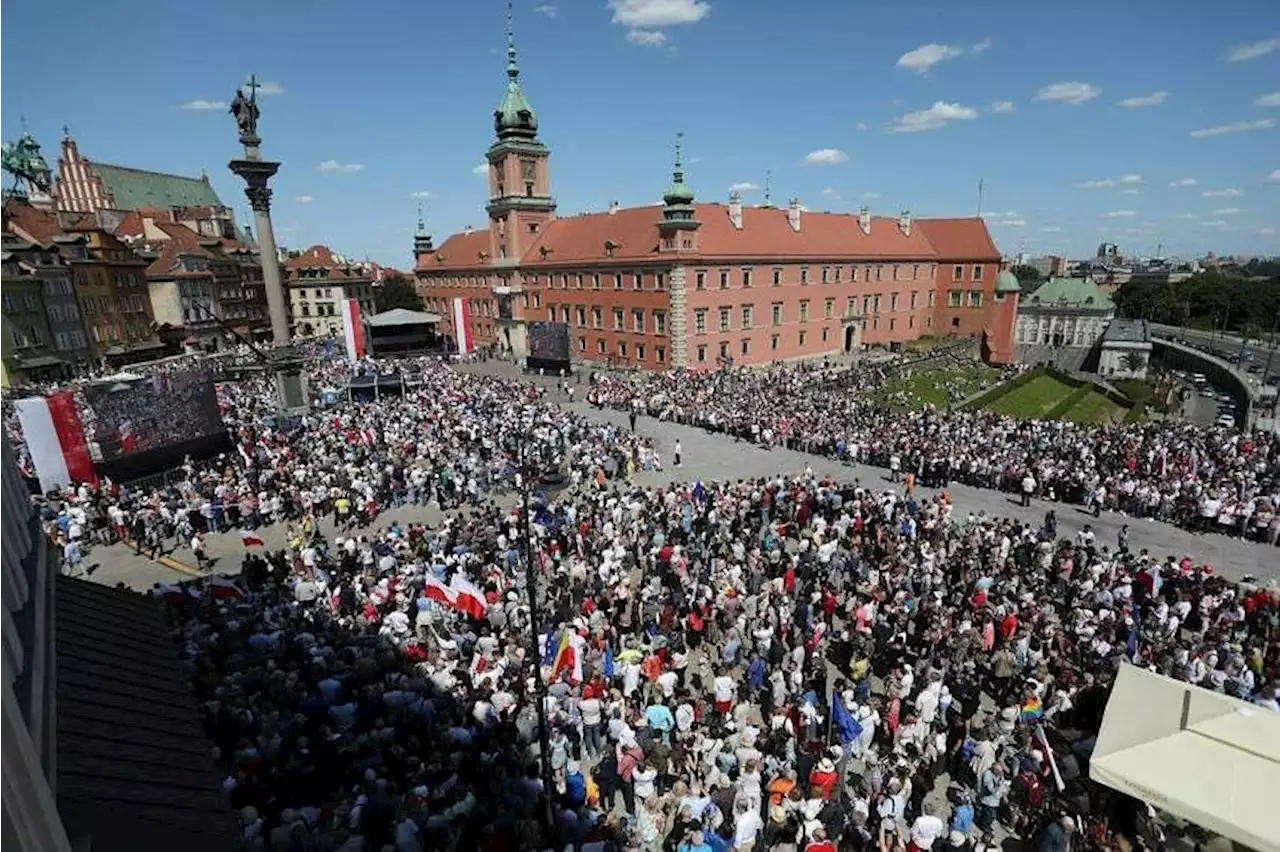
[870,362,1005,410]
[1061,391,1127,425]
[983,375,1075,419]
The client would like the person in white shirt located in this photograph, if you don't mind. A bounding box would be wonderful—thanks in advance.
[733,797,763,850]
[910,807,946,851]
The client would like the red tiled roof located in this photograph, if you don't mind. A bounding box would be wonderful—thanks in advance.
[913,217,1001,260]
[285,244,340,269]
[115,211,146,239]
[2,197,64,245]
[416,230,492,271]
[284,244,373,282]
[156,221,203,250]
[418,204,1001,271]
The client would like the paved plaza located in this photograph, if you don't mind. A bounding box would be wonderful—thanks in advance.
[86,364,1278,591]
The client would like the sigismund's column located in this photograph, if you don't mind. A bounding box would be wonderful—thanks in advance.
[227,76,307,412]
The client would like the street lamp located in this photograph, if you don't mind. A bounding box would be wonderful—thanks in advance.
[511,423,562,834]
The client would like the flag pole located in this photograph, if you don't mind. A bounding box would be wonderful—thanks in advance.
[977,179,984,219]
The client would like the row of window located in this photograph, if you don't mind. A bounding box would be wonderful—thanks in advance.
[47,302,83,323]
[576,336,668,365]
[294,287,372,300]
[547,304,669,335]
[2,293,41,314]
[693,262,941,291]
[947,290,986,309]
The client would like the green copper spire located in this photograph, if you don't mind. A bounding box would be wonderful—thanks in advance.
[663,132,696,210]
[494,0,538,140]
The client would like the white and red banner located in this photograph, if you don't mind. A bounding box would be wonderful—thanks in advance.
[341,297,366,361]
[421,574,489,619]
[240,530,265,547]
[14,392,98,493]
[451,296,473,355]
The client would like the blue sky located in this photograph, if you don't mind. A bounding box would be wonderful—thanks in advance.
[3,0,1278,267]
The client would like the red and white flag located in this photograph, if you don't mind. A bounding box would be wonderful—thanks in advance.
[118,419,139,453]
[13,392,98,492]
[450,574,488,619]
[452,296,473,354]
[156,583,198,605]
[207,576,247,601]
[240,530,265,547]
[341,297,366,361]
[423,577,457,607]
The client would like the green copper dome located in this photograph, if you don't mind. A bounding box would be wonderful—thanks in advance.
[494,10,538,140]
[662,133,695,206]
[995,270,1022,294]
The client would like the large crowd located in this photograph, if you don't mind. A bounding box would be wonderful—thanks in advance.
[586,366,1280,545]
[12,353,1280,852]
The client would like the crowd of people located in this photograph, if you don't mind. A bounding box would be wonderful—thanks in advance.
[10,352,1280,852]
[586,365,1280,545]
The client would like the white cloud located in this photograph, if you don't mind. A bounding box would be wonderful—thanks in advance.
[1120,189,1140,195]
[1040,226,1062,233]
[626,29,667,45]
[1033,81,1100,105]
[989,101,1015,114]
[1175,213,1199,220]
[1228,38,1280,62]
[1259,227,1276,236]
[410,191,438,200]
[1190,118,1275,137]
[1267,169,1280,184]
[533,4,557,17]
[1212,207,1243,216]
[180,99,227,110]
[820,187,841,199]
[1202,188,1244,197]
[1168,178,1198,187]
[971,36,993,54]
[1103,210,1137,218]
[855,122,869,131]
[254,81,285,96]
[1201,219,1229,227]
[1118,173,1143,184]
[1255,92,1280,107]
[996,219,1027,227]
[728,181,759,192]
[473,163,489,176]
[294,195,314,204]
[888,101,978,133]
[608,0,709,27]
[860,192,881,200]
[802,148,849,165]
[1118,91,1168,108]
[895,43,965,73]
[316,160,364,173]
[1078,178,1117,189]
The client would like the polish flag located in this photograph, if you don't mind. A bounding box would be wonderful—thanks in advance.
[240,530,265,547]
[450,574,489,619]
[13,392,98,492]
[423,577,457,607]
[341,297,366,361]
[207,576,247,600]
[452,296,473,354]
[156,583,197,605]
[118,419,139,453]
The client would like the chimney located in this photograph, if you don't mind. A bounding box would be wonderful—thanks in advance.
[858,206,871,236]
[728,190,743,230]
[608,200,620,216]
[898,209,912,237]
[464,224,473,235]
[787,196,801,233]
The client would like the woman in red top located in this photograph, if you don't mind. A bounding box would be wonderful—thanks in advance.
[808,757,839,800]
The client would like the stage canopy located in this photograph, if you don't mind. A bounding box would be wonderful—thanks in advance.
[1091,664,1280,852]
[365,308,442,327]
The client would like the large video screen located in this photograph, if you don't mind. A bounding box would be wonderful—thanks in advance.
[528,321,570,362]
[81,371,226,462]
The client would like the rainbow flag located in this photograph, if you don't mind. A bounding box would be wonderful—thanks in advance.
[550,630,575,682]
[1021,695,1044,722]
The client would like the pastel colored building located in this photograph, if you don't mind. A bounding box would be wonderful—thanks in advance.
[285,245,377,339]
[415,16,1014,370]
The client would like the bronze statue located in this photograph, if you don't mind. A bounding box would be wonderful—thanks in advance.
[230,88,259,139]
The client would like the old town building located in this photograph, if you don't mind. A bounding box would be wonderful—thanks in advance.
[119,210,270,352]
[1014,276,1117,369]
[285,245,377,339]
[415,19,1013,370]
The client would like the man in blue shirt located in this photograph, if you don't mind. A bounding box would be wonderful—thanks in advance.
[645,700,675,745]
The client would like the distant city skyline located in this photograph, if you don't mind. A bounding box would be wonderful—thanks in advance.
[2,0,1277,266]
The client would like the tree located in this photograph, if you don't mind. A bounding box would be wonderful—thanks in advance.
[374,272,424,313]
[1011,264,1043,286]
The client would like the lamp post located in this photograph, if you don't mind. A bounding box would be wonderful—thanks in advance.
[512,424,557,835]
[227,75,307,414]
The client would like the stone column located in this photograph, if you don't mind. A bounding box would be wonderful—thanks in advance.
[230,152,307,412]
